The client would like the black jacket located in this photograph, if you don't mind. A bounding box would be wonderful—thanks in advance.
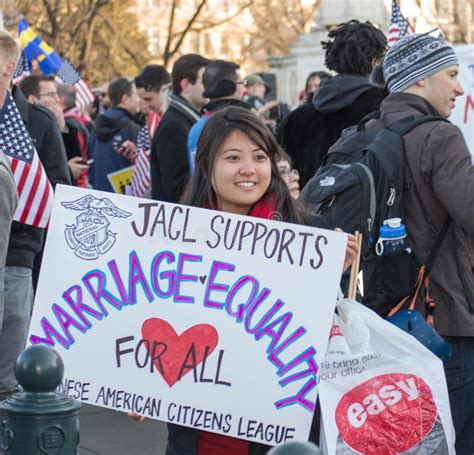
[88,107,140,193]
[151,95,200,203]
[6,88,71,269]
[278,75,387,188]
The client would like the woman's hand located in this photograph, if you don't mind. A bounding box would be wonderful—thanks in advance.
[336,229,359,272]
[128,412,146,422]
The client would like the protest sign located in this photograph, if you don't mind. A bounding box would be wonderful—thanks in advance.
[107,166,134,194]
[452,44,474,160]
[28,185,347,445]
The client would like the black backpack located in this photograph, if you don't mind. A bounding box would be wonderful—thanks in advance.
[300,111,444,315]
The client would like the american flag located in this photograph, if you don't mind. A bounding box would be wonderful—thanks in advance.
[12,51,31,85]
[130,125,151,197]
[388,0,414,46]
[56,59,95,110]
[130,112,160,197]
[0,93,53,227]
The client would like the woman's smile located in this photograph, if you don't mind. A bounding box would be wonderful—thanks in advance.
[212,130,271,215]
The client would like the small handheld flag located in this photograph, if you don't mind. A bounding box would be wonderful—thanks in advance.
[56,59,95,110]
[0,93,53,227]
[18,16,62,75]
[388,0,415,46]
[12,51,31,85]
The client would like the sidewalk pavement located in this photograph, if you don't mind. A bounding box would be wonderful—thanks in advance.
[1,403,168,455]
[78,404,167,454]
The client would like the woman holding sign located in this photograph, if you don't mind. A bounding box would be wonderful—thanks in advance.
[158,106,357,454]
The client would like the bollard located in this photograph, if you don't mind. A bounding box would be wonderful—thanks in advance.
[0,345,80,454]
[268,441,323,454]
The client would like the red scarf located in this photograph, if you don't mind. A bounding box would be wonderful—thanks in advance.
[205,194,277,219]
[247,195,277,219]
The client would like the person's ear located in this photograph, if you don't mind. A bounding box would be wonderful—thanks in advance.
[2,60,15,79]
[120,93,129,105]
[27,94,38,103]
[180,78,190,95]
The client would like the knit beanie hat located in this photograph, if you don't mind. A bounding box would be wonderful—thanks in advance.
[380,32,458,93]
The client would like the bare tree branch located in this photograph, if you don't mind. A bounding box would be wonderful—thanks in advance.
[168,0,208,58]
[191,1,253,32]
[163,0,178,65]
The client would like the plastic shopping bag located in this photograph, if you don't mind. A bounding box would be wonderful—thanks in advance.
[318,298,455,455]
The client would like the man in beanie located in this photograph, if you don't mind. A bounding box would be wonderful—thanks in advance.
[378,31,473,453]
[277,20,388,188]
[187,59,248,174]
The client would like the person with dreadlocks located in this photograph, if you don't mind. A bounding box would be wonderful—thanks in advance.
[277,20,388,188]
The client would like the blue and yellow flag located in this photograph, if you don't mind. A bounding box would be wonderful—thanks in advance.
[18,16,62,76]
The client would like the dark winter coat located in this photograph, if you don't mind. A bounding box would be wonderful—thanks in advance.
[277,75,387,188]
[88,107,140,193]
[7,87,71,269]
[150,94,200,203]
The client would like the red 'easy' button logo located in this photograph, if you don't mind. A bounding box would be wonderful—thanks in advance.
[335,373,437,454]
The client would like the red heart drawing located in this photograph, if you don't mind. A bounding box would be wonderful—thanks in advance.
[141,318,219,387]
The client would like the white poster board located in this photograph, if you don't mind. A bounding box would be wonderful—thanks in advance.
[28,185,347,445]
[451,44,474,160]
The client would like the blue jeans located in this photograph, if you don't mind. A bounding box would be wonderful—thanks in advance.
[0,266,34,397]
[444,336,474,455]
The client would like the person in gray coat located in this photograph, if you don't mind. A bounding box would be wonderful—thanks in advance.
[0,151,18,347]
[0,31,70,400]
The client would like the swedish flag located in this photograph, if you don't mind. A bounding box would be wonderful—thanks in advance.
[18,16,62,76]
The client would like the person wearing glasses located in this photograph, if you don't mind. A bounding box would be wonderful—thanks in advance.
[187,59,251,175]
[20,76,90,189]
[98,81,111,113]
[277,152,300,199]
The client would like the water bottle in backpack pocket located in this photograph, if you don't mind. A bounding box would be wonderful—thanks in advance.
[376,218,418,304]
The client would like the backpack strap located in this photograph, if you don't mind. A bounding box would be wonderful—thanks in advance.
[387,115,447,136]
[356,111,384,131]
[388,216,451,318]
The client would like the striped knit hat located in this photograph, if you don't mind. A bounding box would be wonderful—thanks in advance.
[382,32,458,93]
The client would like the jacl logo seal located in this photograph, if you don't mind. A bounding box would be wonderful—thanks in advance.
[61,195,131,260]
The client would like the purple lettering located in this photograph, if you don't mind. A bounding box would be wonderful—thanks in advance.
[62,285,104,328]
[225,275,258,322]
[29,316,71,349]
[82,270,124,315]
[274,378,317,412]
[174,253,202,304]
[128,251,154,304]
[150,251,176,298]
[203,261,235,310]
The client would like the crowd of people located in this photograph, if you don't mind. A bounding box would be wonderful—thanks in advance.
[0,17,472,455]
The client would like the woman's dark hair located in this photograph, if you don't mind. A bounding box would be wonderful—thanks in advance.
[305,71,332,93]
[181,106,303,224]
[322,20,387,76]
